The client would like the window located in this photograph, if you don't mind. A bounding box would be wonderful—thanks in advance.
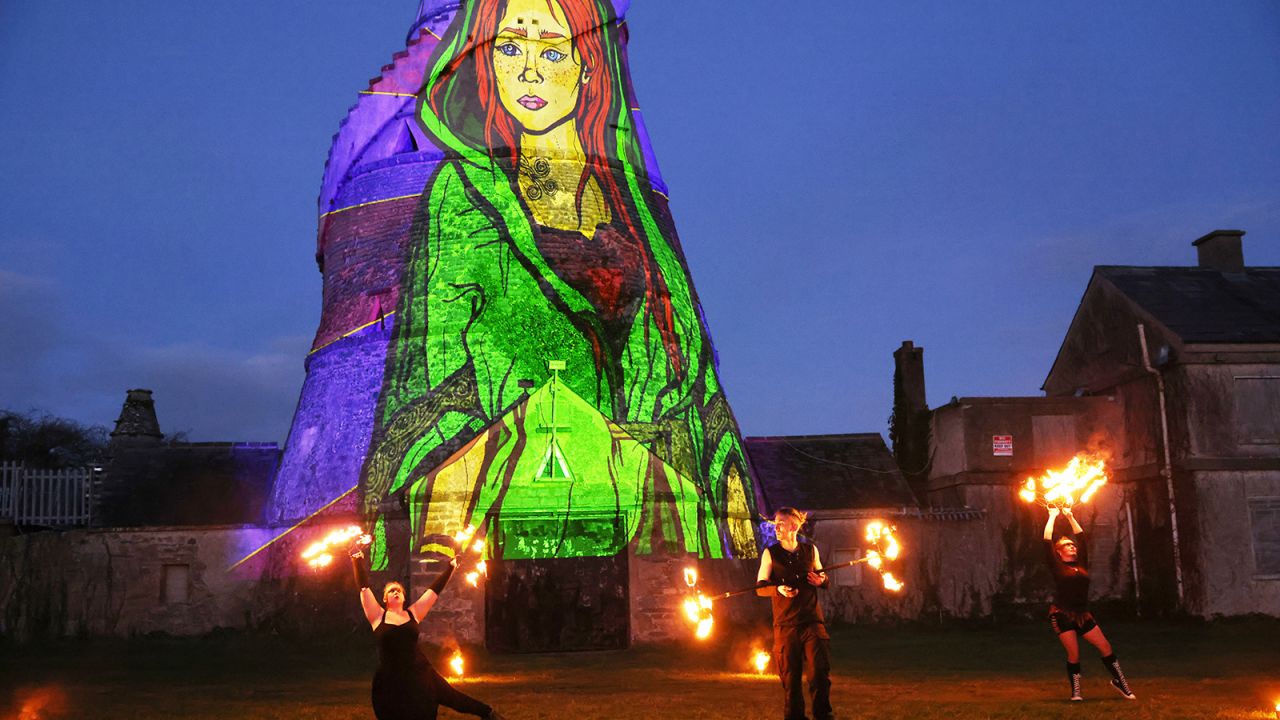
[1249,498,1280,579]
[161,564,190,604]
[830,549,862,587]
[1235,377,1280,444]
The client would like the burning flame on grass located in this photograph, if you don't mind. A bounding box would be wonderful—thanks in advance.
[1018,454,1108,508]
[300,525,370,570]
[449,650,465,677]
[681,566,715,640]
[864,522,906,593]
[752,650,771,674]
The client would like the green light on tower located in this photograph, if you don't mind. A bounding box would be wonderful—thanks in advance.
[536,360,573,482]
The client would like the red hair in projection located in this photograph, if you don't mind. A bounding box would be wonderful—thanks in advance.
[428,0,683,377]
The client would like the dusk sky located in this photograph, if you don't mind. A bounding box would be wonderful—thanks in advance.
[1,1,1277,444]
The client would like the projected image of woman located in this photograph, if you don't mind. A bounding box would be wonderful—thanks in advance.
[362,0,756,565]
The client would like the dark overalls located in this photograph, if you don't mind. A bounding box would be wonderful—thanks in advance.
[768,542,832,720]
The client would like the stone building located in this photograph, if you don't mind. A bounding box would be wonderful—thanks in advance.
[915,229,1279,618]
[1042,229,1280,616]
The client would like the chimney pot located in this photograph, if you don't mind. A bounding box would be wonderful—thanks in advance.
[1192,229,1245,272]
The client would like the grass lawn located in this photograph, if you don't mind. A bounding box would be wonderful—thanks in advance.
[2,620,1279,719]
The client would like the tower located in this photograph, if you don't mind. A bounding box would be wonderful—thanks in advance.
[269,2,758,645]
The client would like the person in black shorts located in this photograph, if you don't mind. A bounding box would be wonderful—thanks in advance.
[350,550,505,720]
[757,507,832,720]
[1043,505,1135,702]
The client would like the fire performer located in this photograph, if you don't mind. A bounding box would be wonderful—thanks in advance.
[350,548,506,720]
[756,507,833,720]
[1042,506,1136,702]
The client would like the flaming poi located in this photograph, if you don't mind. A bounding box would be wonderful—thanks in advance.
[1018,454,1108,508]
[680,567,715,640]
[752,650,771,674]
[864,521,906,593]
[449,650,465,677]
[300,525,370,570]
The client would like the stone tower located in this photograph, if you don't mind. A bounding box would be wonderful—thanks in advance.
[270,3,759,645]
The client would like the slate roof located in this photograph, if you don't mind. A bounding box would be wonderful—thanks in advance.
[1098,266,1280,343]
[745,434,917,513]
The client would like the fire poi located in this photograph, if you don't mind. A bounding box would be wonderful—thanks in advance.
[680,567,716,640]
[679,520,907,639]
[1018,454,1108,509]
[752,650,771,674]
[300,525,370,570]
[449,650,465,678]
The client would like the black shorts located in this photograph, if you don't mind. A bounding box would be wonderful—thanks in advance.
[1049,605,1097,636]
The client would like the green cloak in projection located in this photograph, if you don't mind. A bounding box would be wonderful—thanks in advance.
[361,0,757,567]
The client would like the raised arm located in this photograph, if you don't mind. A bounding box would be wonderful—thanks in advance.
[407,556,458,619]
[1062,506,1084,535]
[1043,506,1061,542]
[351,551,383,628]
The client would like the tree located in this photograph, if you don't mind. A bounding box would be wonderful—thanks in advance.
[0,409,108,468]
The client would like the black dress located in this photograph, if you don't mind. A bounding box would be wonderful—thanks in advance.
[371,609,491,720]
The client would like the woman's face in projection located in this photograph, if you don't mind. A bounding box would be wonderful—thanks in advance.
[492,0,583,134]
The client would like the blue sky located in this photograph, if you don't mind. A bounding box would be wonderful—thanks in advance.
[1,1,1277,443]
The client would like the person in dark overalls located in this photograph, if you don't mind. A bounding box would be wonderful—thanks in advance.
[757,507,832,720]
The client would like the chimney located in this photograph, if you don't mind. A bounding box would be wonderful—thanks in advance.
[893,341,927,414]
[110,389,164,445]
[1192,229,1245,272]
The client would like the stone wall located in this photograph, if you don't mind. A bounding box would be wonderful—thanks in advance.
[0,525,362,642]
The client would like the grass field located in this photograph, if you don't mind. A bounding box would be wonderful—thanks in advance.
[3,620,1279,719]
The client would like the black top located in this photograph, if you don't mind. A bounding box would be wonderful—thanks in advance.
[1045,533,1090,613]
[375,609,425,671]
[768,542,826,628]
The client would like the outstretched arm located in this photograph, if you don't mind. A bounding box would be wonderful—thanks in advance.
[407,556,458,619]
[1043,506,1061,542]
[755,547,775,597]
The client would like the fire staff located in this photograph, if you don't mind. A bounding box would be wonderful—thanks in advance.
[350,550,506,720]
[757,507,833,720]
[1042,506,1136,702]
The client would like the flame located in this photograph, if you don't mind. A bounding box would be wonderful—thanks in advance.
[881,572,904,593]
[465,571,480,587]
[1019,455,1108,508]
[752,650,770,674]
[14,686,69,720]
[865,550,883,570]
[449,651,464,677]
[452,524,477,544]
[473,539,485,553]
[863,522,905,592]
[683,591,714,639]
[683,567,698,588]
[300,525,366,570]
[476,560,487,575]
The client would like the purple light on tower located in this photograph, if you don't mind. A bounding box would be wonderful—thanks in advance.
[269,0,670,526]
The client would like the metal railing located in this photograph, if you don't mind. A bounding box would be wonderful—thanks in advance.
[0,462,96,527]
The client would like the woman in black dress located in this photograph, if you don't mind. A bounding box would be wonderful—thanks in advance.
[351,551,504,720]
[1042,506,1136,702]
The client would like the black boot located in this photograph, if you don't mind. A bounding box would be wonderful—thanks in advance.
[1102,654,1135,700]
[1067,662,1083,701]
